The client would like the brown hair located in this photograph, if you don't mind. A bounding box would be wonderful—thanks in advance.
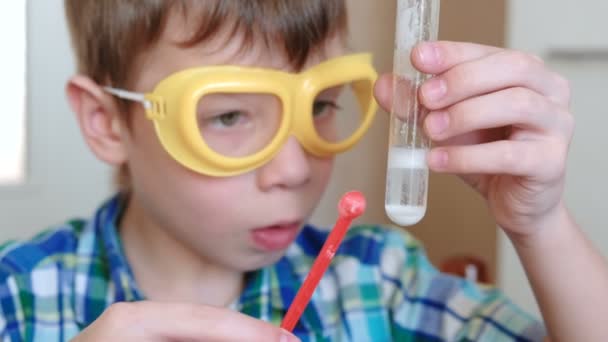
[64,0,348,191]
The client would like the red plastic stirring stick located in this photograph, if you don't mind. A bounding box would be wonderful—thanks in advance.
[280,191,366,332]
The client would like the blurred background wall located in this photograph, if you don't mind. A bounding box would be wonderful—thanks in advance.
[0,1,113,241]
[500,0,608,317]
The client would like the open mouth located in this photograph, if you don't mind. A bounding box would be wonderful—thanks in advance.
[250,222,302,251]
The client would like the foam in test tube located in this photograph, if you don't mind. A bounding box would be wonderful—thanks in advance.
[385,0,440,226]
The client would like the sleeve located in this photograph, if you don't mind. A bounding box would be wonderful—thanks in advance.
[0,278,20,342]
[0,244,25,342]
[0,296,5,341]
[380,229,547,341]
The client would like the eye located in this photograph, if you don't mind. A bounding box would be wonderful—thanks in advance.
[209,111,245,128]
[313,100,340,118]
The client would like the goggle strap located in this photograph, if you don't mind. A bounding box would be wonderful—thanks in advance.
[103,86,152,110]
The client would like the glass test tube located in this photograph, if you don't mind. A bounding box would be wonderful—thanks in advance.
[385,0,440,226]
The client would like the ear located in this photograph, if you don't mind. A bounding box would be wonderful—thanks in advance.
[66,75,128,166]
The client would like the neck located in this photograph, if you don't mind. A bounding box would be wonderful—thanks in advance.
[119,195,244,307]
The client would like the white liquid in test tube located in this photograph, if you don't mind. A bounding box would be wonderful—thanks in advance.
[385,0,440,226]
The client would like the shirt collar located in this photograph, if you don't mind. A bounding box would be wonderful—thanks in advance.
[75,193,144,327]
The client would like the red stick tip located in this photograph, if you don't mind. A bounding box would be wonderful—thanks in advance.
[338,191,366,219]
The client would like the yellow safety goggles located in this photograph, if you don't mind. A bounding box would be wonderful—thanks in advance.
[105,53,378,177]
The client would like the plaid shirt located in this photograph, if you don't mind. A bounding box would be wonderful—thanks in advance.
[0,195,545,341]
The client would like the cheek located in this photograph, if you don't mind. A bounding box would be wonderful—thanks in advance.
[313,156,334,177]
[129,140,251,234]
[127,124,182,199]
[309,156,335,192]
[124,110,165,162]
[176,175,251,217]
[123,115,207,219]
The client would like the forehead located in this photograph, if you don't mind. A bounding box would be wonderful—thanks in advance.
[133,12,347,91]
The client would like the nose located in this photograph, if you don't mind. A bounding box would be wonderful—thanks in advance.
[256,137,311,190]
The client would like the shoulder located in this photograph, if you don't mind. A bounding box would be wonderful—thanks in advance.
[0,218,96,339]
[297,223,426,268]
[295,224,546,340]
[290,224,439,339]
[0,194,122,279]
[0,219,91,277]
[295,223,433,296]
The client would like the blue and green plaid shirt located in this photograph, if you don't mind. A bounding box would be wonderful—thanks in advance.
[0,195,545,341]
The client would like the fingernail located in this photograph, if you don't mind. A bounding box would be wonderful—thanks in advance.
[427,112,449,135]
[429,149,448,169]
[280,330,300,342]
[417,42,441,66]
[422,78,447,103]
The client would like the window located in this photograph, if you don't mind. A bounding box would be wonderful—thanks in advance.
[0,2,26,184]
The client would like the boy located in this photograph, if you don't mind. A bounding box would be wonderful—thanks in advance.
[2,0,607,341]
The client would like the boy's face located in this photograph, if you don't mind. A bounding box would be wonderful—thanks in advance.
[120,22,344,271]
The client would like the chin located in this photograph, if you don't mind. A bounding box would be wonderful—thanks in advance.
[236,249,289,272]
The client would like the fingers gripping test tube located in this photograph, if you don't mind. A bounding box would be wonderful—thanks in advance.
[385,0,440,226]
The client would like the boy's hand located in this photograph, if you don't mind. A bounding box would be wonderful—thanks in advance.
[374,41,574,240]
[71,301,300,342]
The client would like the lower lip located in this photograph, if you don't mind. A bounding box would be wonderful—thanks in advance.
[251,223,301,251]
